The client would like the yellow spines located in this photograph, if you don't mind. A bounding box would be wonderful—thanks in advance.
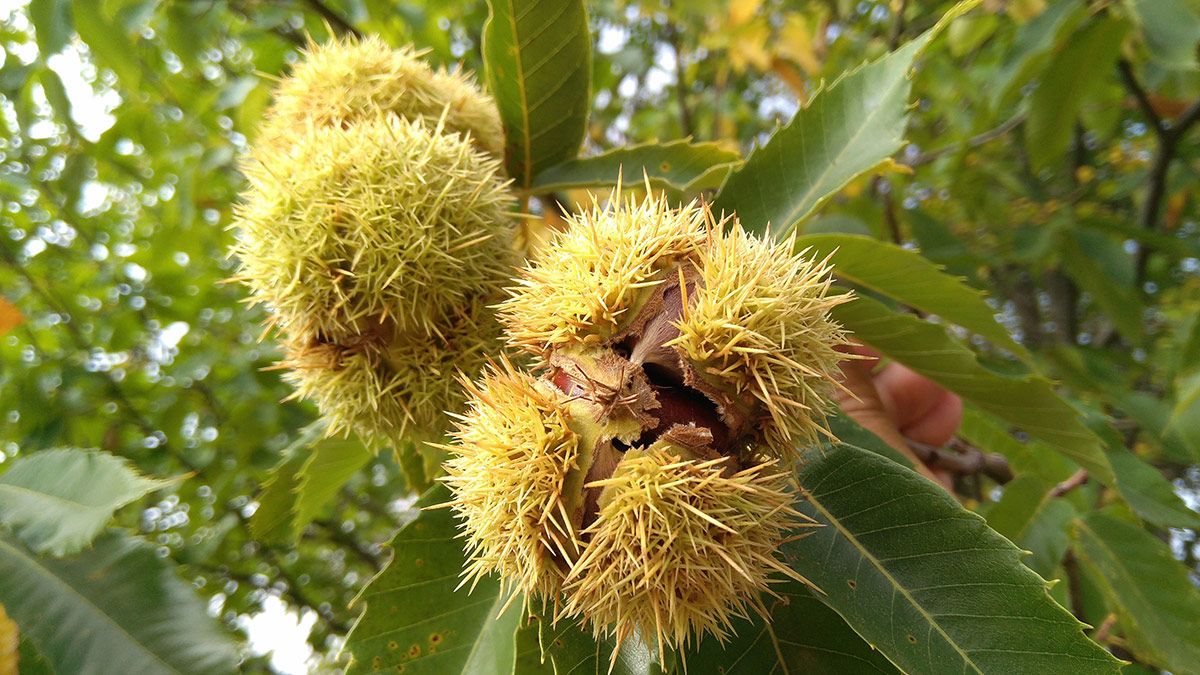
[562,443,808,662]
[234,114,514,339]
[670,225,853,456]
[441,358,584,602]
[0,604,16,675]
[279,294,502,446]
[446,192,852,660]
[231,38,515,449]
[499,192,708,352]
[497,189,850,459]
[259,35,503,158]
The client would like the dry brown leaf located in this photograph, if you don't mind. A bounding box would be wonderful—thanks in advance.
[0,299,23,336]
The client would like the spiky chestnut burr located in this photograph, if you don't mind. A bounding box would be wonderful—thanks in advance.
[258,35,503,158]
[442,365,810,661]
[561,443,806,660]
[440,358,587,604]
[233,114,515,340]
[277,293,502,448]
[446,190,848,659]
[498,191,852,460]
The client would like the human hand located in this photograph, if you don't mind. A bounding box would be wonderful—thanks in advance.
[834,344,962,490]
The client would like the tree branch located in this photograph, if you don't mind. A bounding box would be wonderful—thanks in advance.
[1062,549,1087,622]
[905,113,1025,167]
[905,438,1014,484]
[1117,59,1164,137]
[1117,59,1200,285]
[300,0,364,39]
[664,24,694,138]
[1050,469,1089,498]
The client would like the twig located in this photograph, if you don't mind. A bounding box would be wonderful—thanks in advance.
[1117,59,1163,136]
[1093,613,1119,643]
[310,518,386,572]
[888,0,909,50]
[1063,549,1087,622]
[905,438,1014,484]
[905,113,1026,167]
[300,0,364,39]
[1133,139,1175,285]
[261,544,352,633]
[1116,59,1200,285]
[873,176,903,245]
[665,24,694,138]
[1050,469,1089,498]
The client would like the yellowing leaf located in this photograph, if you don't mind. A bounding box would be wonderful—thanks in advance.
[727,0,761,26]
[1008,0,1046,22]
[770,58,807,100]
[728,19,772,73]
[0,300,22,336]
[777,13,821,74]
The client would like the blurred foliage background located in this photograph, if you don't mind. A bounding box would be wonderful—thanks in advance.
[0,0,1198,671]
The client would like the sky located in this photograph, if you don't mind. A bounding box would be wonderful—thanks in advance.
[1,2,317,671]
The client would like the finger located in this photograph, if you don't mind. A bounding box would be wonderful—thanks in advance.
[901,390,963,447]
[873,362,949,430]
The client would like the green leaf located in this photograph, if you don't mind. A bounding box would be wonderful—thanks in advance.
[248,421,326,544]
[834,295,1115,484]
[482,0,591,190]
[1059,230,1141,343]
[798,233,1030,360]
[0,448,173,556]
[530,139,741,195]
[784,443,1121,674]
[249,424,373,543]
[1106,449,1200,529]
[513,612,664,675]
[985,475,1076,578]
[345,484,520,674]
[17,635,57,675]
[688,580,900,674]
[248,452,308,545]
[30,0,73,56]
[991,0,1088,110]
[290,436,372,539]
[714,1,978,235]
[0,531,238,675]
[1168,371,1200,452]
[1180,314,1200,371]
[958,408,1077,483]
[827,413,915,468]
[71,1,143,89]
[1072,513,1200,672]
[1026,17,1130,170]
[1127,0,1200,70]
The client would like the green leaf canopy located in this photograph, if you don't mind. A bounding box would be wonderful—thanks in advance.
[714,2,977,235]
[1072,512,1200,674]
